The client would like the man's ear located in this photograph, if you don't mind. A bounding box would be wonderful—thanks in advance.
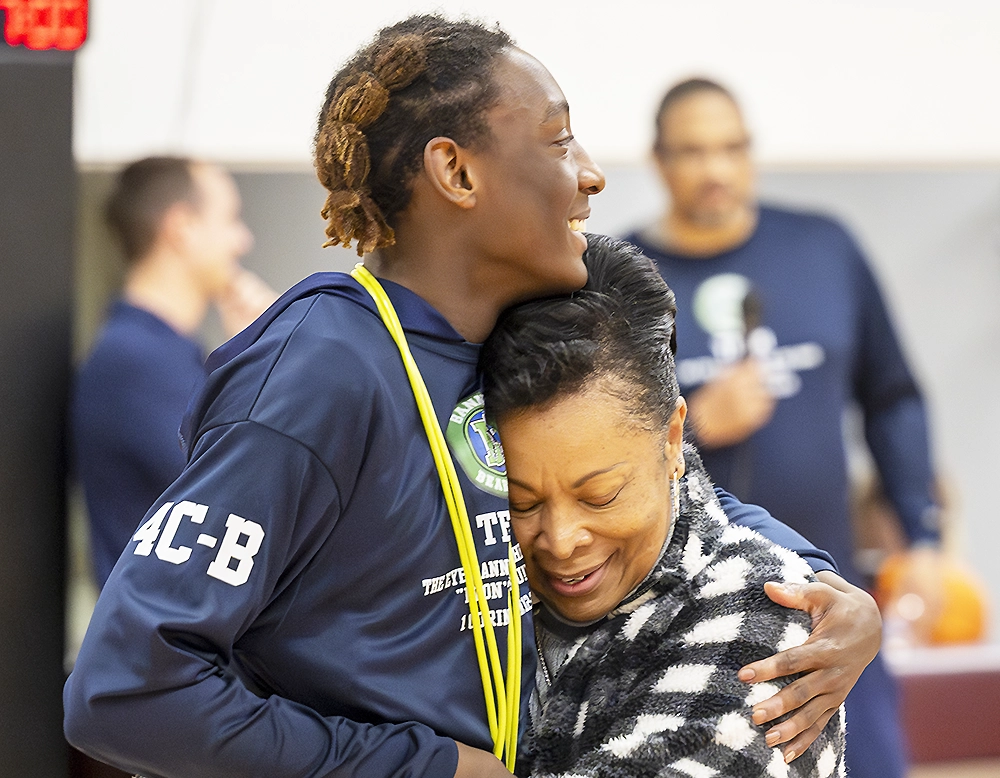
[158,201,196,252]
[423,136,477,209]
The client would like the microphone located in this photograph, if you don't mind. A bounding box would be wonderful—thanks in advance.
[742,286,776,361]
[741,286,763,337]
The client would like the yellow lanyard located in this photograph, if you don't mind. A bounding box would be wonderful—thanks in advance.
[351,264,521,771]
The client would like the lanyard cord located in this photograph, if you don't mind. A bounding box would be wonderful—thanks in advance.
[351,265,521,771]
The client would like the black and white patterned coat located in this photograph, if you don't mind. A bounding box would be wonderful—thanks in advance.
[521,451,847,778]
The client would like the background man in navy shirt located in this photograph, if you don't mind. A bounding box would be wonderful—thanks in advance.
[624,77,944,778]
[72,156,275,587]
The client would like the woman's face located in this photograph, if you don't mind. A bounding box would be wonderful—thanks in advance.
[465,48,606,300]
[498,381,686,623]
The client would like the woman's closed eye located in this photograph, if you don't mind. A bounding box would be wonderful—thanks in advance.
[508,500,541,516]
[581,484,625,509]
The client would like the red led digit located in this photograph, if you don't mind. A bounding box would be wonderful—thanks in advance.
[1,0,88,51]
[56,0,87,50]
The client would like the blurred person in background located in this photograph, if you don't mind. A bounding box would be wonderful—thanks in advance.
[623,77,945,778]
[72,156,276,587]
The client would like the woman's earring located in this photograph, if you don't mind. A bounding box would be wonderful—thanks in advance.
[671,470,680,520]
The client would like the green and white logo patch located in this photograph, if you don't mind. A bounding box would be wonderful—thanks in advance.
[446,392,507,497]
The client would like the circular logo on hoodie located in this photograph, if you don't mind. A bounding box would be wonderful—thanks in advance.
[446,392,507,497]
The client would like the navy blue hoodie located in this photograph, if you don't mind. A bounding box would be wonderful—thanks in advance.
[65,272,834,778]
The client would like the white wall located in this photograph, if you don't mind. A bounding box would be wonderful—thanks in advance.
[75,0,1000,166]
[72,1,1000,635]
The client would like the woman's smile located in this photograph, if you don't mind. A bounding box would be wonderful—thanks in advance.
[544,557,609,598]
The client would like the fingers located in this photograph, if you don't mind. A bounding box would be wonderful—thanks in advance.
[739,637,835,684]
[746,673,840,762]
[743,575,879,693]
[741,652,844,763]
[741,574,876,765]
[813,570,855,594]
[752,681,839,761]
[762,580,825,615]
[739,652,791,684]
[687,360,776,448]
[774,709,837,763]
[884,547,947,642]
[747,668,842,724]
[217,269,279,337]
[763,706,825,749]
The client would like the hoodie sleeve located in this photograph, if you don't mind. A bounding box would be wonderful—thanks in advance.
[64,419,458,778]
[714,486,838,574]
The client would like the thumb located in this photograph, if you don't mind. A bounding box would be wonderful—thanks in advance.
[764,580,811,611]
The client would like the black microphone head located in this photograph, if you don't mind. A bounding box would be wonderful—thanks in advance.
[742,287,764,334]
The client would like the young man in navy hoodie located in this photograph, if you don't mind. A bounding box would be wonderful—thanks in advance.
[66,18,881,778]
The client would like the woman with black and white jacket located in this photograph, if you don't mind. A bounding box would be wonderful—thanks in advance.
[482,235,847,778]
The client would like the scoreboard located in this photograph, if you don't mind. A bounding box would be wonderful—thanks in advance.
[0,1,81,773]
[0,0,87,51]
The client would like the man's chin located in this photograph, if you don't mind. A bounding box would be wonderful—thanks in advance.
[688,198,754,228]
[692,208,739,228]
[519,261,587,303]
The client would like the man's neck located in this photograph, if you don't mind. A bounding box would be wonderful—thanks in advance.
[365,211,532,344]
[364,248,507,345]
[122,252,209,336]
[657,206,757,258]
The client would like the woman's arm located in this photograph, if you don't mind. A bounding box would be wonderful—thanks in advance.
[715,487,837,573]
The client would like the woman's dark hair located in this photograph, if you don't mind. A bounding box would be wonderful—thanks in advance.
[482,234,680,430]
[105,156,200,263]
[314,14,513,256]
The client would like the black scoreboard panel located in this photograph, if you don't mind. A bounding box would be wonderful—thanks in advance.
[0,17,79,777]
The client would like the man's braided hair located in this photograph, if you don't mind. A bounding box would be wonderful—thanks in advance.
[314,15,512,255]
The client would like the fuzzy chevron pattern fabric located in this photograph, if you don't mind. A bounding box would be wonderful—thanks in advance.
[521,447,846,778]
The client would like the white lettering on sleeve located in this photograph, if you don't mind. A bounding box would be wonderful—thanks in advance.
[155,500,207,564]
[207,513,264,586]
[132,502,172,556]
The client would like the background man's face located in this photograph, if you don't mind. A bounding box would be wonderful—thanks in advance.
[185,163,254,297]
[655,91,755,228]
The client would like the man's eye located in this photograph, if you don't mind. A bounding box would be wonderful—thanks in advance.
[554,133,574,147]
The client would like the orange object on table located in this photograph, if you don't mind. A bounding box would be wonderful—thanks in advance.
[875,553,988,645]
